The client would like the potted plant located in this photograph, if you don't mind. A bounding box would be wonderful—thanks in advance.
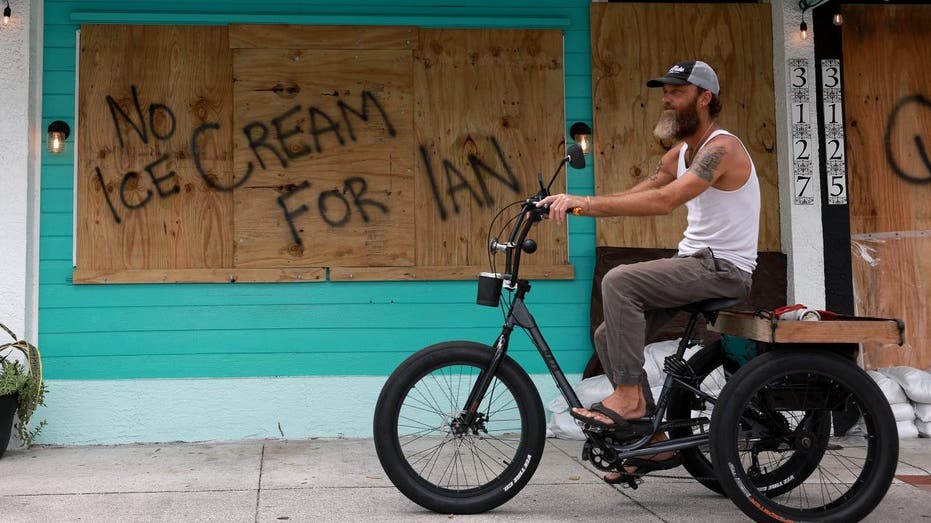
[0,322,47,457]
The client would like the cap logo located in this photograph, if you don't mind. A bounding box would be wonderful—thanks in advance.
[669,65,686,74]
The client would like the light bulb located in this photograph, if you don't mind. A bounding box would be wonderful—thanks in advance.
[578,134,591,155]
[800,20,808,40]
[47,120,71,155]
[48,132,65,154]
[833,13,843,26]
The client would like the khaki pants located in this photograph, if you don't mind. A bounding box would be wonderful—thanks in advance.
[594,248,752,409]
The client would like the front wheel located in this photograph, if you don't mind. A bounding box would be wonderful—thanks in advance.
[711,349,898,523]
[373,341,546,514]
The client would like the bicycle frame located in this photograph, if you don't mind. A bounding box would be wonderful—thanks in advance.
[461,196,718,463]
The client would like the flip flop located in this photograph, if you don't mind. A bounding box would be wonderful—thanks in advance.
[570,402,653,437]
[603,453,684,486]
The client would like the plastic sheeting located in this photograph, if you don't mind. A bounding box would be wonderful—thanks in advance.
[851,234,929,369]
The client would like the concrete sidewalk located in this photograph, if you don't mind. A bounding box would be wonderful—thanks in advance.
[1,438,930,522]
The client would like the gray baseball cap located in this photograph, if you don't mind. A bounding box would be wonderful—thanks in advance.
[647,60,720,96]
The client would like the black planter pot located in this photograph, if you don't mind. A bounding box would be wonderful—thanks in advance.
[0,393,18,459]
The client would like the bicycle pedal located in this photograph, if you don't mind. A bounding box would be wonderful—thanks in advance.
[621,477,643,490]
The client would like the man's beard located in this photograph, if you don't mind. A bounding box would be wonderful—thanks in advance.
[653,100,700,149]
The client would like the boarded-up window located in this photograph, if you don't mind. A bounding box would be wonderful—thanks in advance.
[75,25,571,283]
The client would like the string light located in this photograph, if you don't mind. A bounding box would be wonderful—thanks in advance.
[797,0,829,40]
[833,12,844,26]
[3,1,11,26]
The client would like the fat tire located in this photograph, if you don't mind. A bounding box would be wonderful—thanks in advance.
[710,349,898,523]
[373,341,546,514]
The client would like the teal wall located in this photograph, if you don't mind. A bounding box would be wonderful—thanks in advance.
[40,0,596,380]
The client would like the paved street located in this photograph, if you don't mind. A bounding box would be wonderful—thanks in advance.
[1,438,930,522]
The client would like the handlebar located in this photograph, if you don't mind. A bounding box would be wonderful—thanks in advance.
[485,143,586,288]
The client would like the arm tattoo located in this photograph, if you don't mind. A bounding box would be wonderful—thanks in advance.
[690,146,726,183]
[647,161,663,183]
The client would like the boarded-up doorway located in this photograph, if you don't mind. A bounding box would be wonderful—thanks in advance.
[585,3,784,350]
[590,2,780,251]
[844,5,931,369]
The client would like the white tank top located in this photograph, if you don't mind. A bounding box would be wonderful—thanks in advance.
[676,130,760,273]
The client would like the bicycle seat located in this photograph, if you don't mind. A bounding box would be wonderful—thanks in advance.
[679,297,740,314]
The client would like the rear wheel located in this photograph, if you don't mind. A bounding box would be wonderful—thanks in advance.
[373,341,546,514]
[667,342,833,497]
[711,349,898,523]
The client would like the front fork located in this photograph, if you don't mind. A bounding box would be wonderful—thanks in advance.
[458,286,581,430]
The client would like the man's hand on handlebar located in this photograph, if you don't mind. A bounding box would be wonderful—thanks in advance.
[536,193,588,223]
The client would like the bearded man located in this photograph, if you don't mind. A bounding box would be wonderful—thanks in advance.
[538,60,760,483]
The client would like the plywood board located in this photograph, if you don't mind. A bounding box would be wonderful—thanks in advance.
[590,3,779,250]
[76,24,571,282]
[232,45,415,267]
[843,6,931,235]
[77,25,234,270]
[413,29,568,268]
[843,5,931,369]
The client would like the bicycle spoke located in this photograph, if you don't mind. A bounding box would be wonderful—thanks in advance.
[393,359,526,493]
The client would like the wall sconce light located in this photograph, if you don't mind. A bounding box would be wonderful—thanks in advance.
[47,120,71,155]
[3,1,11,26]
[569,121,592,155]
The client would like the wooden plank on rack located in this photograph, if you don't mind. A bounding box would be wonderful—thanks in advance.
[708,311,903,345]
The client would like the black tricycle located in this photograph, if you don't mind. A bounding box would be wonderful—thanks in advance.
[373,144,899,522]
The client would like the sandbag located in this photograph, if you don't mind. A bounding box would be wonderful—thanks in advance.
[897,419,919,439]
[547,410,584,440]
[867,370,908,404]
[915,403,931,423]
[879,367,931,403]
[848,418,919,439]
[891,402,915,422]
[546,374,611,440]
[547,374,613,414]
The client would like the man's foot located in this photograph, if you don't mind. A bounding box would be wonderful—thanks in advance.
[603,451,681,483]
[571,384,648,427]
[570,403,652,436]
[603,434,679,484]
